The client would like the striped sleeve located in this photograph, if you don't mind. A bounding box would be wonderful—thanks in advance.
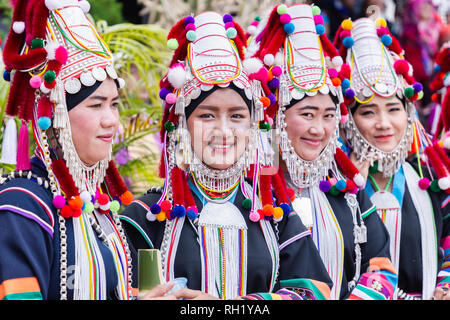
[437,236,450,289]
[0,180,55,300]
[347,257,397,300]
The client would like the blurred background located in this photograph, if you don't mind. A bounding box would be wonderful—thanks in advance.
[0,0,448,196]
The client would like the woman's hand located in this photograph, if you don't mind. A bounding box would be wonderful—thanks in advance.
[171,288,220,300]
[139,282,177,300]
[432,286,450,300]
[350,152,371,186]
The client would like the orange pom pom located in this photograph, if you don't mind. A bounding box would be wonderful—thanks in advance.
[68,196,83,210]
[267,71,273,82]
[120,190,133,205]
[260,96,271,108]
[331,77,341,87]
[156,211,166,221]
[262,204,274,216]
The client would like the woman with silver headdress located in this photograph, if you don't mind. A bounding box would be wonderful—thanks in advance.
[335,16,450,300]
[0,0,175,300]
[245,3,398,300]
[121,11,333,300]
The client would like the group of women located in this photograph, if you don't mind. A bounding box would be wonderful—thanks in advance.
[0,0,448,301]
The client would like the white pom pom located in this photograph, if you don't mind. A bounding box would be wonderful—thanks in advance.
[167,65,187,89]
[444,136,450,150]
[332,55,343,67]
[243,57,263,75]
[438,177,450,190]
[443,74,450,87]
[146,211,157,222]
[247,25,257,36]
[353,173,365,188]
[263,54,275,66]
[100,202,111,211]
[78,0,91,13]
[45,41,59,60]
[45,0,63,10]
[274,52,284,66]
[117,78,126,89]
[12,21,25,34]
[80,191,92,204]
[40,82,51,94]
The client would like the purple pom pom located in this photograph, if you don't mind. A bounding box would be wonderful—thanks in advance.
[159,88,170,100]
[344,88,355,99]
[319,180,331,193]
[268,93,276,105]
[223,14,233,23]
[184,16,195,24]
[412,82,423,93]
[268,78,280,89]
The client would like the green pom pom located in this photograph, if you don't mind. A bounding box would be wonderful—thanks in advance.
[226,27,237,39]
[186,30,197,42]
[167,38,179,50]
[329,185,341,196]
[164,121,175,132]
[242,198,252,210]
[254,16,261,21]
[110,200,120,212]
[369,161,379,174]
[43,70,56,83]
[83,202,95,213]
[312,5,321,16]
[404,87,415,98]
[277,4,288,14]
[31,38,44,49]
[417,91,424,100]
[430,180,441,192]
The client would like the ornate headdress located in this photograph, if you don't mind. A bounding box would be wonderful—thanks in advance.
[245,3,365,208]
[335,17,450,193]
[144,11,275,223]
[1,0,133,299]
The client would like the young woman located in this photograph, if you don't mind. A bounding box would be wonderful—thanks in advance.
[0,0,172,300]
[121,11,333,300]
[245,3,397,300]
[335,16,450,300]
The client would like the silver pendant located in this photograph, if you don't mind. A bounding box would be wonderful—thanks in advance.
[370,190,401,212]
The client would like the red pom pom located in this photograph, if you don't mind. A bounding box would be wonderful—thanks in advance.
[60,205,73,218]
[97,193,109,206]
[72,209,83,218]
[339,63,351,79]
[160,200,172,212]
[393,59,409,75]
[286,188,296,201]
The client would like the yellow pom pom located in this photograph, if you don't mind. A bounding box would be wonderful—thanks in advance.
[156,211,166,221]
[341,19,353,31]
[273,207,284,220]
[438,140,444,148]
[376,18,387,28]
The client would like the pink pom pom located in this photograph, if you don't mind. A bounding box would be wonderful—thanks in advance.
[187,206,198,214]
[225,22,234,29]
[339,30,351,40]
[165,93,177,104]
[55,46,68,64]
[185,23,196,31]
[394,59,409,75]
[266,117,273,126]
[53,195,66,209]
[329,177,338,185]
[29,76,42,89]
[249,211,260,222]
[314,15,324,25]
[271,65,282,77]
[340,114,349,123]
[376,27,388,37]
[418,177,430,190]
[279,13,291,24]
[328,68,338,79]
[250,20,259,26]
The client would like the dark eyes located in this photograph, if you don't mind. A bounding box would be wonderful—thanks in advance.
[198,113,246,119]
[88,102,120,109]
